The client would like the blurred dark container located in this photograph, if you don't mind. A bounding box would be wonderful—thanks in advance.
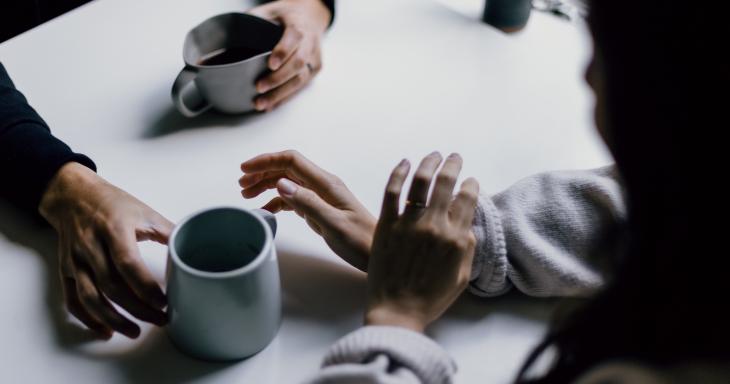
[483,0,532,32]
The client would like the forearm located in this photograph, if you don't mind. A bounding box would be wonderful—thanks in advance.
[469,165,626,297]
[306,326,456,384]
[0,62,96,213]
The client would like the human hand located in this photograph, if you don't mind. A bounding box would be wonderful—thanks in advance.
[240,150,375,271]
[247,0,331,111]
[39,162,173,339]
[364,152,479,333]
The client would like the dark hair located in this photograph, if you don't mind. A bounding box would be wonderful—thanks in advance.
[517,1,729,382]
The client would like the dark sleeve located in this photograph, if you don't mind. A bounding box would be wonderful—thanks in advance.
[321,0,335,26]
[0,62,96,213]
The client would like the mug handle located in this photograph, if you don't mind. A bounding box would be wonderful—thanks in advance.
[252,208,277,237]
[171,66,212,117]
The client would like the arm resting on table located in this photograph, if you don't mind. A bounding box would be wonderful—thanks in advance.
[469,165,626,298]
[0,62,96,214]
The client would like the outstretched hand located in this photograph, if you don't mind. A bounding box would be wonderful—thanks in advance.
[39,162,172,339]
[240,150,375,271]
[365,152,479,332]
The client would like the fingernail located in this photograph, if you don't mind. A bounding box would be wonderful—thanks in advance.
[429,150,440,157]
[270,56,281,70]
[448,153,461,160]
[277,178,297,198]
[255,99,267,111]
[399,158,409,167]
[257,81,269,93]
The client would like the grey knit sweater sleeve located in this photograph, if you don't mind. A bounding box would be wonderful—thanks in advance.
[469,165,626,297]
[304,326,457,384]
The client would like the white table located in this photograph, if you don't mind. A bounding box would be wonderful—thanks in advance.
[0,0,609,382]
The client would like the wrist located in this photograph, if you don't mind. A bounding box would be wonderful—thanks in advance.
[39,162,100,221]
[364,305,428,333]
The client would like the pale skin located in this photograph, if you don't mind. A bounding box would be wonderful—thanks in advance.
[39,162,173,339]
[240,151,479,332]
[247,0,332,111]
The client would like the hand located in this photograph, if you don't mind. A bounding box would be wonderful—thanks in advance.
[39,162,173,339]
[240,150,375,271]
[247,0,331,111]
[364,152,479,333]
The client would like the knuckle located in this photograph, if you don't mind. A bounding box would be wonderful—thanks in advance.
[466,232,477,248]
[114,257,138,275]
[385,187,401,199]
[437,173,457,186]
[291,74,303,87]
[412,172,432,185]
[77,286,98,306]
[291,27,304,40]
[458,190,479,204]
[292,55,306,70]
[415,223,440,239]
[282,150,301,166]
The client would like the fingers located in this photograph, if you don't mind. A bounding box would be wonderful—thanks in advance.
[255,70,309,111]
[256,40,312,94]
[404,152,443,215]
[62,276,112,338]
[380,159,411,224]
[78,237,167,327]
[450,177,480,228]
[275,178,339,226]
[261,196,293,213]
[241,175,284,199]
[268,23,304,71]
[429,153,463,214]
[73,262,141,338]
[105,228,166,310]
[148,212,174,244]
[241,150,333,192]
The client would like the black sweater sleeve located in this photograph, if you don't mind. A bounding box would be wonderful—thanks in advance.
[322,0,335,26]
[0,62,96,213]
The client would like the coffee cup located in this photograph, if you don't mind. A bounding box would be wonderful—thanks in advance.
[171,13,283,117]
[166,207,280,360]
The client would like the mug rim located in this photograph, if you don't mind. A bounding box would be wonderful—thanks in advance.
[183,12,281,69]
[169,206,274,279]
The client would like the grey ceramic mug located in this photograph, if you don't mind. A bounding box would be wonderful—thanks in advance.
[166,207,280,361]
[171,13,283,117]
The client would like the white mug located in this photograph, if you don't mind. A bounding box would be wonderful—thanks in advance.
[166,206,280,360]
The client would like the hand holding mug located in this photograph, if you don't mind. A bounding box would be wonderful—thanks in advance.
[247,0,332,111]
[240,150,375,271]
[365,153,479,333]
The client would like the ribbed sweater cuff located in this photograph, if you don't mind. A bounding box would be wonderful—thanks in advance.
[322,326,457,384]
[469,194,509,297]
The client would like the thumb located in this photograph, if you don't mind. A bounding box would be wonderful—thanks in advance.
[276,178,338,228]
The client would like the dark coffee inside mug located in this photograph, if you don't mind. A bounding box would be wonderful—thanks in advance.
[172,13,284,117]
[172,208,266,272]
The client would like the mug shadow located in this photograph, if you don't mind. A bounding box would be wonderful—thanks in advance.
[141,106,264,139]
[0,201,102,346]
[277,247,367,323]
[111,328,236,384]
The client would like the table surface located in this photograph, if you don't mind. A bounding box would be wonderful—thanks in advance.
[0,0,609,382]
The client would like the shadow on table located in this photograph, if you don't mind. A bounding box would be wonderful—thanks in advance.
[278,248,367,324]
[141,106,264,139]
[0,201,101,346]
[112,329,235,384]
